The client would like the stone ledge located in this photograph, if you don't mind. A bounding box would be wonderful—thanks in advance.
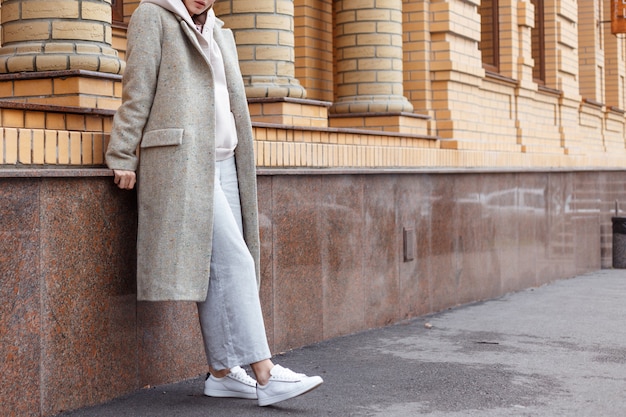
[0,69,122,82]
[3,166,626,179]
[0,99,116,116]
[0,167,111,177]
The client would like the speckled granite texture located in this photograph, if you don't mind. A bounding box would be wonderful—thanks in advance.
[1,169,624,416]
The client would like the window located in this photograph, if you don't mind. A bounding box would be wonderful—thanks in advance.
[530,0,545,83]
[479,0,499,72]
[112,0,123,23]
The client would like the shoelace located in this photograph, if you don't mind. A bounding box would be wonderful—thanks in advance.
[229,366,257,386]
[270,365,306,381]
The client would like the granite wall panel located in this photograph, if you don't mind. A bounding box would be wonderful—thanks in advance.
[270,175,324,352]
[428,174,461,312]
[363,175,401,329]
[0,169,620,416]
[396,174,432,319]
[0,179,41,417]
[318,175,366,339]
[501,173,543,292]
[38,178,139,415]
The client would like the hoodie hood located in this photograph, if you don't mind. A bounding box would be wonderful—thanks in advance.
[140,0,218,48]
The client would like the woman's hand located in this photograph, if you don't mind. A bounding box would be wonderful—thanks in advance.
[113,170,137,190]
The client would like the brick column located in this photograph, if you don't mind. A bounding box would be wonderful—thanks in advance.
[0,0,123,74]
[214,0,305,99]
[0,0,124,110]
[331,0,413,114]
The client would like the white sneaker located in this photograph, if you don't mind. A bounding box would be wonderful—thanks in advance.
[257,364,323,406]
[204,366,257,399]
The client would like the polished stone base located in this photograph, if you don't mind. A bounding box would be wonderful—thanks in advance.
[0,169,622,416]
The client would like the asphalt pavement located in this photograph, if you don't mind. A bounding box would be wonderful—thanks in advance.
[56,269,626,417]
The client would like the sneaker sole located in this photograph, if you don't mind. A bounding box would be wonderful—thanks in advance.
[204,389,257,400]
[257,377,323,407]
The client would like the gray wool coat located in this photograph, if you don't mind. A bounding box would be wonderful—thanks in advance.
[106,3,260,301]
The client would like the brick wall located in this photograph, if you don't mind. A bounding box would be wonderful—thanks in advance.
[0,0,624,170]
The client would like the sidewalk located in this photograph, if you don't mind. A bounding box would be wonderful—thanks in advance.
[56,269,626,417]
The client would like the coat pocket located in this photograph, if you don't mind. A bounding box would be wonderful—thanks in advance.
[140,129,184,148]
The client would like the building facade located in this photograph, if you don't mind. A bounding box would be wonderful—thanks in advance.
[1,0,625,415]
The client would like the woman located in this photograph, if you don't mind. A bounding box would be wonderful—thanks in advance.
[106,0,322,407]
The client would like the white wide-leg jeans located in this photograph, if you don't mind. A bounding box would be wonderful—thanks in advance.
[196,156,271,370]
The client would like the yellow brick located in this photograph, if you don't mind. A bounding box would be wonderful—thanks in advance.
[113,81,123,98]
[232,0,277,14]
[68,55,100,71]
[103,118,113,133]
[69,77,115,96]
[22,0,79,19]
[75,43,102,54]
[14,79,53,97]
[77,96,98,108]
[96,97,122,110]
[69,131,82,164]
[32,129,45,164]
[99,56,123,74]
[3,109,25,128]
[276,61,296,79]
[35,55,70,71]
[46,113,66,130]
[85,115,104,132]
[217,14,255,30]
[256,45,292,61]
[236,31,278,46]
[82,1,111,22]
[18,129,32,164]
[1,3,20,22]
[276,0,294,15]
[15,44,44,54]
[82,133,93,164]
[93,133,105,164]
[0,81,14,98]
[66,114,85,131]
[103,133,111,154]
[257,15,292,31]
[239,61,276,77]
[3,21,50,43]
[262,141,270,165]
[7,56,36,73]
[52,77,79,95]
[45,130,58,164]
[236,45,255,61]
[52,21,104,42]
[28,96,79,107]
[248,104,263,117]
[252,127,265,140]
[25,111,46,129]
[3,128,19,164]
[57,130,70,164]
[44,43,75,53]
[253,140,260,165]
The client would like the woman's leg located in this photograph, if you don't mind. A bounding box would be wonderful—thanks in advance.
[198,157,323,406]
[197,157,271,370]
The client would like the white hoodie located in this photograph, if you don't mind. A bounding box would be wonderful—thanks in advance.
[139,0,237,161]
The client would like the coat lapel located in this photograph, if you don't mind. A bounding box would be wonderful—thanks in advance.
[176,15,242,104]
[177,17,213,70]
